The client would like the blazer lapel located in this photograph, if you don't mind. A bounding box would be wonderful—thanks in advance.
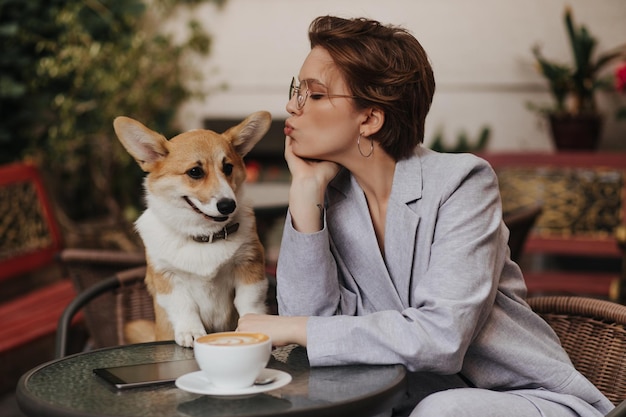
[384,155,423,307]
[327,172,401,311]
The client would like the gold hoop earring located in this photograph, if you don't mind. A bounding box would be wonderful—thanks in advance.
[357,133,374,158]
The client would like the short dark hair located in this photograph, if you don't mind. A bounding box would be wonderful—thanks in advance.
[309,16,435,160]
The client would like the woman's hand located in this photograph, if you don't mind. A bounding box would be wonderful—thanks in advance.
[285,136,340,233]
[284,136,340,185]
[237,314,308,347]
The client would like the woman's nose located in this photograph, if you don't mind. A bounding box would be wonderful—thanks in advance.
[286,95,299,115]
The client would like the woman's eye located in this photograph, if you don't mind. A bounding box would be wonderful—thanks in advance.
[223,163,234,176]
[186,167,205,179]
[309,93,325,100]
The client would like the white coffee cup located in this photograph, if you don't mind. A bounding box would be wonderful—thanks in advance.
[194,332,271,389]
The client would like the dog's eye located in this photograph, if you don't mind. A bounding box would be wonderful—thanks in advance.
[186,167,205,179]
[223,163,233,176]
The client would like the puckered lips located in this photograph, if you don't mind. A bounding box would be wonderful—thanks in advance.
[183,196,229,222]
[284,122,294,137]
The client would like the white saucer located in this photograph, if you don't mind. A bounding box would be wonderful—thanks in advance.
[175,368,292,396]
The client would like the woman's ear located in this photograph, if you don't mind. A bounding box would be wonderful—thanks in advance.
[360,107,385,137]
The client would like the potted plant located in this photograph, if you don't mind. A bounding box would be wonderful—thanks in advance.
[530,6,626,150]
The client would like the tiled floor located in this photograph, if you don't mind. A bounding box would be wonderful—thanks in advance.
[0,392,25,417]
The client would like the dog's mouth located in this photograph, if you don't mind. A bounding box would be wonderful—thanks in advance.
[183,196,229,223]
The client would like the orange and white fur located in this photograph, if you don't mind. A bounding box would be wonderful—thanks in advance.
[113,111,271,347]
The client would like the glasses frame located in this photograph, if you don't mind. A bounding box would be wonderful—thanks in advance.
[289,77,358,110]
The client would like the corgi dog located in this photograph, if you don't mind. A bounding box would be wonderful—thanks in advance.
[113,111,271,347]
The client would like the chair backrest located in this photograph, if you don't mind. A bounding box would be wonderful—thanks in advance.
[503,203,543,263]
[0,162,63,281]
[527,296,626,405]
[58,248,152,349]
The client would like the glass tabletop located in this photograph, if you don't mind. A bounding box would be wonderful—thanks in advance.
[17,341,406,417]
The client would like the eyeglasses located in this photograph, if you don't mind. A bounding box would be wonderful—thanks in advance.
[289,77,358,110]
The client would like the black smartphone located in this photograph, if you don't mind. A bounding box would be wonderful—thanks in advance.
[93,358,199,390]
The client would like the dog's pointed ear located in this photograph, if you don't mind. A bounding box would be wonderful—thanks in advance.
[113,117,169,172]
[224,111,271,157]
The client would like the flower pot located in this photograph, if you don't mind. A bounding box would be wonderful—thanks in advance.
[548,113,603,151]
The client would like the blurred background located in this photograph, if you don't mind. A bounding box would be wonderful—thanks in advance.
[2,0,625,245]
[1,2,626,414]
[180,0,626,151]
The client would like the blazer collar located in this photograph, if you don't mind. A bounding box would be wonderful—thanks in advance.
[390,149,423,204]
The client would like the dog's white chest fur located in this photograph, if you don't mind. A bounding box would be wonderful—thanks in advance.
[136,208,241,278]
[135,208,266,346]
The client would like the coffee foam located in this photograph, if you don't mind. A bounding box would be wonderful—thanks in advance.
[198,332,268,346]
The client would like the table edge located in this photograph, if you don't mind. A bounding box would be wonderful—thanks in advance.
[304,364,407,417]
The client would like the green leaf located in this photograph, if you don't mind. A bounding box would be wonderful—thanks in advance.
[0,0,225,222]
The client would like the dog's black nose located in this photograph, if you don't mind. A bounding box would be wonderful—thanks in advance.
[216,198,236,215]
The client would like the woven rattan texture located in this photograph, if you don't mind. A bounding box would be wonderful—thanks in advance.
[528,296,626,405]
[60,250,149,348]
[115,279,155,343]
[0,181,51,260]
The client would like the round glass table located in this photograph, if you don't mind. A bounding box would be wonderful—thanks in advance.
[17,341,406,417]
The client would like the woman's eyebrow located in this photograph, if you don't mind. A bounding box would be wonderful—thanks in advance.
[302,78,327,88]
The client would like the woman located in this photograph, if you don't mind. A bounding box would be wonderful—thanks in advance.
[237,15,612,417]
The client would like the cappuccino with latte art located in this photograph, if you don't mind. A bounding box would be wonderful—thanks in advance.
[194,332,272,389]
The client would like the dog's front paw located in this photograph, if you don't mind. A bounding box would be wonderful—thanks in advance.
[175,329,206,348]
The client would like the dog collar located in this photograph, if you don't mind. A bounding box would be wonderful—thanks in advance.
[192,222,240,243]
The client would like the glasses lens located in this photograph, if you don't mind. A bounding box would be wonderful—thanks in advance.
[289,77,306,109]
[297,80,307,109]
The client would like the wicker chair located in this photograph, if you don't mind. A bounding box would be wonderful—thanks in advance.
[503,203,543,263]
[527,296,626,415]
[56,248,280,358]
[56,248,151,357]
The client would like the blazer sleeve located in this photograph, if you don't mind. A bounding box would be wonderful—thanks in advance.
[276,210,359,316]
[279,156,511,374]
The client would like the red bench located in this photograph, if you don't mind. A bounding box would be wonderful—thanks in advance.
[0,280,77,353]
[0,162,80,392]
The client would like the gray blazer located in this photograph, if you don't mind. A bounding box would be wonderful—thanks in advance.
[276,147,612,415]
